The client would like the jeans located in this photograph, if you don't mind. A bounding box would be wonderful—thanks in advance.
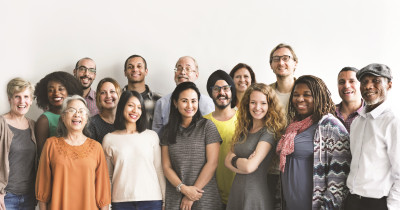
[112,200,162,210]
[4,191,36,210]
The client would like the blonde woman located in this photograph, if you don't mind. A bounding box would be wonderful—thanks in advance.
[225,83,286,210]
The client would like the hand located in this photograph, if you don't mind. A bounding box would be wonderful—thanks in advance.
[180,185,203,201]
[248,151,256,159]
[0,193,5,210]
[180,196,194,210]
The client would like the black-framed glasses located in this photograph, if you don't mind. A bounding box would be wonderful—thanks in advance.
[174,66,197,74]
[78,66,96,74]
[271,55,292,63]
[211,85,231,93]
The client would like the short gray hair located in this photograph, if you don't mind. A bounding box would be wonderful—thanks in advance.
[57,95,91,137]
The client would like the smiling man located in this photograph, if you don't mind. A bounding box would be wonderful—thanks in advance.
[335,67,364,133]
[73,57,99,116]
[204,70,237,207]
[152,56,214,135]
[345,63,400,210]
[122,54,161,129]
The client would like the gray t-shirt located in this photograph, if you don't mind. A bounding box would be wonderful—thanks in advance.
[5,125,36,195]
[282,123,318,210]
[226,127,276,210]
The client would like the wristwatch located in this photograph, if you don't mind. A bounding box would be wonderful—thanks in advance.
[176,182,184,192]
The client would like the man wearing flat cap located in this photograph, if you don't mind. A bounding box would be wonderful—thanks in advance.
[345,63,400,210]
[203,70,237,208]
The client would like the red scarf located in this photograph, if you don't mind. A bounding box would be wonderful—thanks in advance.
[276,116,313,172]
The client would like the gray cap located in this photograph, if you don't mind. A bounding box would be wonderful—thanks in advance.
[356,63,392,81]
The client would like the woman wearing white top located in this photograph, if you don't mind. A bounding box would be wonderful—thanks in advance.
[102,90,165,210]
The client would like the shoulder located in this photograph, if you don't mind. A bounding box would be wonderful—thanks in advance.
[203,113,213,120]
[141,129,160,142]
[87,137,103,150]
[156,93,172,105]
[259,127,275,143]
[201,118,218,131]
[319,114,345,128]
[36,114,49,125]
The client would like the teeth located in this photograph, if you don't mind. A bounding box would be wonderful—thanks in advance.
[54,97,62,101]
[18,105,26,108]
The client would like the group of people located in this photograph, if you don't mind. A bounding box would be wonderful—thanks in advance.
[0,43,398,210]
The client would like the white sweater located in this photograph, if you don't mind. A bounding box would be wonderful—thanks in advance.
[102,129,166,203]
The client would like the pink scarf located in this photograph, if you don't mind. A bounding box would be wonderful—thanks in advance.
[276,116,313,172]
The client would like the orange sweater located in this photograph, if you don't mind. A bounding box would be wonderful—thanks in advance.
[35,137,111,209]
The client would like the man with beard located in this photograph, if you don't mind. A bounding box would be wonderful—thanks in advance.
[73,57,99,116]
[152,56,214,135]
[122,54,161,129]
[345,64,400,210]
[203,70,237,208]
[335,67,364,133]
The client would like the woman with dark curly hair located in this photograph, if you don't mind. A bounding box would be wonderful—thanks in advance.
[34,71,82,155]
[277,75,350,210]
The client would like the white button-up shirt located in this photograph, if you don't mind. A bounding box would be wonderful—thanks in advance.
[347,101,400,210]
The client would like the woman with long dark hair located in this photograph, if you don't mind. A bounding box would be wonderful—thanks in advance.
[277,75,351,210]
[161,82,222,210]
[102,91,165,210]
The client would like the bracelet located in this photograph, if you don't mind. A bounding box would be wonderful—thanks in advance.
[176,182,184,192]
[231,156,239,168]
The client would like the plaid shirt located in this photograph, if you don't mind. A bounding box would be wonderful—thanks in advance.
[335,100,364,133]
[123,85,162,129]
[85,88,99,117]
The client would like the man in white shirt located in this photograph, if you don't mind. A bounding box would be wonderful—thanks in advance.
[152,56,214,135]
[345,63,400,210]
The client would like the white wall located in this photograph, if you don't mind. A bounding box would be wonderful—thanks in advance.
[1,0,399,120]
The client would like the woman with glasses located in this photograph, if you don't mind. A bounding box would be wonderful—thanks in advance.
[225,83,286,210]
[0,78,36,210]
[102,91,165,210]
[35,95,111,210]
[229,63,256,108]
[88,78,121,144]
[161,82,222,210]
[34,71,82,156]
[277,75,350,210]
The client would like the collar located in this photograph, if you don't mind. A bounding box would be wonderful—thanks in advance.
[86,88,96,100]
[335,99,364,117]
[122,84,154,99]
[360,100,389,119]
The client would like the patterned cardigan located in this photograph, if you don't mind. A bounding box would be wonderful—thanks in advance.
[311,113,351,210]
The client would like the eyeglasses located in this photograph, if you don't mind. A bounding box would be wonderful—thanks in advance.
[211,85,231,93]
[77,66,96,74]
[271,55,292,63]
[64,107,87,115]
[174,66,197,74]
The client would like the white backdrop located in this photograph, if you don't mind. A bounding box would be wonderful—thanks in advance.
[1,0,399,120]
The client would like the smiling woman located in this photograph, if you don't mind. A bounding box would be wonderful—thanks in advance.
[35,95,111,210]
[0,78,36,210]
[34,71,83,156]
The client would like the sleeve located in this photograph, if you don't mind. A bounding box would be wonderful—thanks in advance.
[387,118,400,210]
[321,117,351,209]
[0,119,10,194]
[152,99,163,135]
[35,138,53,202]
[102,134,114,182]
[87,117,98,141]
[204,119,222,145]
[258,128,275,146]
[152,132,166,204]
[95,142,111,208]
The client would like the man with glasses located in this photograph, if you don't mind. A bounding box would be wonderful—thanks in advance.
[204,70,237,208]
[123,54,161,129]
[73,57,98,116]
[152,56,214,135]
[268,43,299,210]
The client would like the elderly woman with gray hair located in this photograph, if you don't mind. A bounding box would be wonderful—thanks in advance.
[1,78,36,210]
[35,95,111,210]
